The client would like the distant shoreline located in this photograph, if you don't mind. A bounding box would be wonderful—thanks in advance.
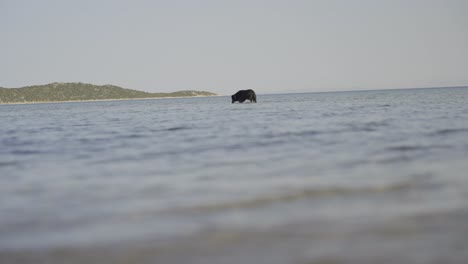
[0,82,218,105]
[0,95,221,106]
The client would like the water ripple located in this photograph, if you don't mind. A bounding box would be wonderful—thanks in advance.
[169,181,420,213]
[431,128,468,136]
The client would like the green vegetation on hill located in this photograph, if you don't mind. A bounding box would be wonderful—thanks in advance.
[0,82,217,104]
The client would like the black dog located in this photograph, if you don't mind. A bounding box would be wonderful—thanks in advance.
[231,89,257,103]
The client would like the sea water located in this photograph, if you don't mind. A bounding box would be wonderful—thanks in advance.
[1,88,468,263]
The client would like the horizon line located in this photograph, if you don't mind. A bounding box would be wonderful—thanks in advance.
[1,82,467,95]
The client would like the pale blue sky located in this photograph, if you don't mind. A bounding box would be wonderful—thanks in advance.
[2,0,468,94]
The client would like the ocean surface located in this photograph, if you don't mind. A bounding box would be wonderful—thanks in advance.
[1,87,468,263]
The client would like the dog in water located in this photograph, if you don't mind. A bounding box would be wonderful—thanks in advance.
[231,89,257,103]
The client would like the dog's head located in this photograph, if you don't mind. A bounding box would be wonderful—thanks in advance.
[231,94,237,103]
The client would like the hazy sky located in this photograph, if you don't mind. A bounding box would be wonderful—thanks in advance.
[2,0,468,94]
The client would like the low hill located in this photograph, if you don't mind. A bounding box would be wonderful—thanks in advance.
[0,82,217,104]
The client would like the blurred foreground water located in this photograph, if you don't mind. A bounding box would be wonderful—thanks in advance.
[1,88,468,263]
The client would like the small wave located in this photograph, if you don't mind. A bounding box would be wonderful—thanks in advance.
[385,144,449,152]
[2,138,37,147]
[40,126,63,132]
[166,126,191,131]
[263,130,321,139]
[0,161,19,167]
[78,138,112,144]
[431,128,468,136]
[71,123,93,127]
[386,145,425,152]
[346,121,390,133]
[375,144,451,164]
[169,182,416,213]
[10,150,42,155]
[376,155,413,164]
[6,129,17,135]
[116,134,146,139]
